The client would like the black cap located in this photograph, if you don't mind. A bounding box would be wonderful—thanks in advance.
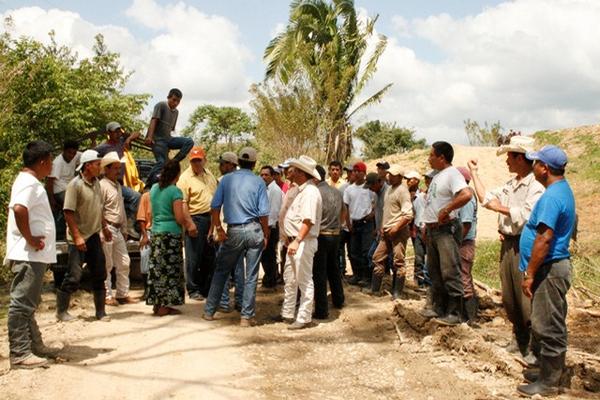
[363,172,380,189]
[376,161,390,170]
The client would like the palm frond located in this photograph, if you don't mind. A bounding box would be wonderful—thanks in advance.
[355,33,387,96]
[347,83,392,119]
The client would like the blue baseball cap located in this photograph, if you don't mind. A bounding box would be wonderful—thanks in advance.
[526,145,568,169]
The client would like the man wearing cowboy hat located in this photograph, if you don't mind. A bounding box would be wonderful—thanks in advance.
[280,156,322,330]
[57,149,111,322]
[468,135,544,357]
[100,152,136,307]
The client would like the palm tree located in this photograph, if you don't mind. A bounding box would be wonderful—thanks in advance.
[264,0,392,161]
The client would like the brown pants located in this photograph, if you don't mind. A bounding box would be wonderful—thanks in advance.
[459,239,476,299]
[372,227,409,279]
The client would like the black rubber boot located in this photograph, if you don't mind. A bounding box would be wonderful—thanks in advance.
[56,290,76,322]
[517,353,564,397]
[464,296,479,327]
[434,296,464,326]
[391,274,405,300]
[366,274,384,296]
[93,290,111,322]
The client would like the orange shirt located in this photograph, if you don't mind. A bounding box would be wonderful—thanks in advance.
[136,191,152,230]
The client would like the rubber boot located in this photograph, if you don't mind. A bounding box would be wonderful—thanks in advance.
[434,296,464,326]
[367,274,384,296]
[93,290,111,322]
[517,353,564,397]
[391,274,405,300]
[56,290,76,322]
[464,296,479,327]
[420,288,438,318]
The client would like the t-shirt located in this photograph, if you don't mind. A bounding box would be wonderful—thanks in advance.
[4,172,56,264]
[136,191,152,230]
[459,189,478,241]
[343,183,376,221]
[63,175,104,242]
[382,184,414,230]
[150,184,184,234]
[152,101,178,140]
[49,152,82,194]
[413,191,426,229]
[519,179,576,272]
[317,181,343,233]
[423,167,468,223]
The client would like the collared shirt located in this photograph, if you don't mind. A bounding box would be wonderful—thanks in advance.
[278,182,299,228]
[100,177,127,229]
[374,183,388,231]
[211,169,269,225]
[326,177,344,190]
[317,181,342,233]
[49,152,81,194]
[382,184,413,229]
[177,166,218,215]
[63,175,104,242]
[483,172,545,236]
[266,180,283,227]
[136,191,152,230]
[283,181,322,239]
[423,166,468,223]
[343,183,376,221]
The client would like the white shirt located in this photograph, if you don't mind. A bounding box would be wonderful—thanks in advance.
[343,183,376,221]
[413,191,427,228]
[49,152,81,193]
[267,180,283,227]
[283,181,322,239]
[4,172,56,265]
[423,166,468,223]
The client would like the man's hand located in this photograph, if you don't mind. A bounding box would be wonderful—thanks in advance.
[467,159,479,173]
[215,226,227,243]
[144,136,154,146]
[74,235,87,252]
[287,239,300,256]
[438,207,451,224]
[485,198,502,212]
[140,233,149,249]
[102,226,113,242]
[522,276,533,298]
[187,224,199,238]
[27,236,46,251]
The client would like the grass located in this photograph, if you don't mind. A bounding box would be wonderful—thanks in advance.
[472,240,502,290]
[572,254,600,297]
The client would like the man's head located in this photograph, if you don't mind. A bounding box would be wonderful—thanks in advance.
[167,88,182,109]
[238,147,257,170]
[497,136,535,174]
[106,121,123,142]
[218,151,238,175]
[328,160,342,181]
[428,141,454,170]
[288,156,320,185]
[364,172,383,193]
[260,165,275,185]
[376,161,390,180]
[352,161,367,182]
[526,145,568,186]
[387,165,404,187]
[23,140,53,179]
[343,164,355,183]
[77,149,102,178]
[101,152,123,182]
[188,146,206,175]
[62,139,79,163]
[316,165,327,183]
[404,170,421,191]
[273,167,283,183]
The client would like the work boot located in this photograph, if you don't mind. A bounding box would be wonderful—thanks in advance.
[347,275,361,286]
[56,289,76,322]
[517,353,564,397]
[391,274,405,300]
[419,288,438,318]
[357,269,371,288]
[434,296,464,326]
[463,296,479,327]
[93,290,111,322]
[366,274,384,296]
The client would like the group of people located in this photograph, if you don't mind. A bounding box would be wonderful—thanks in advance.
[4,89,577,398]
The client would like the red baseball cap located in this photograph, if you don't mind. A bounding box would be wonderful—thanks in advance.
[353,161,367,173]
[189,146,205,161]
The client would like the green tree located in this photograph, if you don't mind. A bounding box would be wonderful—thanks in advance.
[183,105,254,152]
[464,119,504,146]
[355,120,426,159]
[264,0,391,161]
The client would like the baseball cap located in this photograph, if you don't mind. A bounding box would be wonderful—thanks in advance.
[387,165,404,176]
[219,151,238,165]
[353,161,367,173]
[76,149,102,171]
[278,158,294,168]
[526,145,568,169]
[343,163,354,172]
[238,147,257,162]
[363,172,380,189]
[189,146,206,161]
[375,161,390,170]
[106,121,122,132]
[404,170,420,180]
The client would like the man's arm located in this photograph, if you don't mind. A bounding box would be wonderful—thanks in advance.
[144,119,158,146]
[259,215,270,249]
[467,159,487,203]
[45,178,57,210]
[13,205,45,250]
[438,188,472,224]
[522,224,554,298]
[287,219,313,256]
[124,131,141,150]
[64,209,86,251]
[210,207,226,242]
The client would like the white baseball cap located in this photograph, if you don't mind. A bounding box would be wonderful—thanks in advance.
[76,149,102,172]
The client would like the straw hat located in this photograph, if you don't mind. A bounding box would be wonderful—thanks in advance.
[496,136,535,156]
[289,155,320,180]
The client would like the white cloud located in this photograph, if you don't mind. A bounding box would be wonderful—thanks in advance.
[0,1,253,132]
[357,0,600,144]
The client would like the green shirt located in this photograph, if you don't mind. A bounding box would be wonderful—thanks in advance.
[150,183,184,234]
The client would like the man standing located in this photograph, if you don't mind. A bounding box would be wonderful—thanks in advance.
[99,152,135,306]
[144,88,194,185]
[326,160,344,189]
[280,156,322,329]
[204,147,269,327]
[364,172,388,294]
[375,161,390,180]
[517,146,575,397]
[6,141,58,369]
[468,136,544,356]
[421,142,472,326]
[259,165,283,289]
[218,151,238,176]
[313,165,345,319]
[177,146,218,300]
[57,149,110,322]
[404,170,427,287]
[343,161,376,286]
[371,165,413,299]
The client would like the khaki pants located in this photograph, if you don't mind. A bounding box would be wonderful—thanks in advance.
[102,225,131,299]
[282,238,318,324]
[372,227,409,278]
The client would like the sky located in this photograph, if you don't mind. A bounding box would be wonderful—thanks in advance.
[2,0,600,146]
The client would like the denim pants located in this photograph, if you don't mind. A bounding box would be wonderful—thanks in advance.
[204,221,264,319]
[121,186,141,221]
[260,226,279,287]
[313,235,345,317]
[339,229,351,275]
[7,261,47,361]
[52,191,67,240]
[61,233,107,293]
[184,214,212,296]
[349,219,375,278]
[219,257,245,309]
[147,136,194,185]
[413,233,430,286]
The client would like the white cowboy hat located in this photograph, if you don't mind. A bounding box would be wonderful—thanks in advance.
[76,149,102,172]
[404,170,420,180]
[100,151,125,169]
[289,155,320,180]
[496,136,535,156]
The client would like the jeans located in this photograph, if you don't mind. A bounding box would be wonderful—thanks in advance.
[219,257,245,309]
[52,191,66,240]
[204,221,264,319]
[282,238,318,324]
[7,261,47,361]
[349,219,375,278]
[413,233,430,286]
[121,186,141,221]
[261,226,279,287]
[184,214,212,296]
[60,233,107,293]
[147,136,194,186]
[313,235,345,317]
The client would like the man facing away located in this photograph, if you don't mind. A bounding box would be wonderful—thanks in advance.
[259,165,283,289]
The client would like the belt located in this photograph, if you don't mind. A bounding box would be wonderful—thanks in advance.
[287,236,297,243]
[107,221,123,229]
[192,212,211,217]
[352,216,373,225]
[228,218,258,227]
[319,229,340,236]
[500,232,521,240]
[425,219,456,229]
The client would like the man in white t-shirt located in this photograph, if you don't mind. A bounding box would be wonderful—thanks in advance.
[45,140,81,239]
[421,142,473,326]
[6,141,60,369]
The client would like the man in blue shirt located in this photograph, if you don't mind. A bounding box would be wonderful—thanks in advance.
[203,147,270,327]
[517,145,576,397]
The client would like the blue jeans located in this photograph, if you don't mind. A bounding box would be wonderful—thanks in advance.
[121,186,141,220]
[219,257,245,309]
[413,234,431,286]
[184,214,212,296]
[147,136,194,186]
[349,219,375,278]
[204,221,264,319]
